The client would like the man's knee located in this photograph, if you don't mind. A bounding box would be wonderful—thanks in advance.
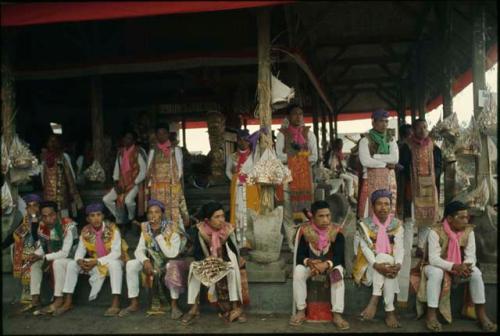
[103,191,116,203]
[108,260,123,272]
[293,265,309,281]
[470,266,482,280]
[126,259,140,272]
[426,266,444,281]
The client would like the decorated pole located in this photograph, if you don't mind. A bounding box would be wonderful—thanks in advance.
[472,3,493,205]
[256,8,274,212]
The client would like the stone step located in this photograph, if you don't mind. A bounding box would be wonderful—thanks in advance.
[3,273,496,318]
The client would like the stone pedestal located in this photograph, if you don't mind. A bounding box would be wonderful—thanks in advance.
[246,258,287,283]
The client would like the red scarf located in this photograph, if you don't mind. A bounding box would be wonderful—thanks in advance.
[236,149,251,183]
[442,219,463,265]
[120,145,135,175]
[157,140,171,158]
[203,221,229,257]
[44,150,60,168]
[334,149,344,162]
[311,221,329,251]
[288,125,306,146]
[411,134,431,147]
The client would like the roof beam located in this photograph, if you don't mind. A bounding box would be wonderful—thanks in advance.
[328,76,395,86]
[337,91,358,112]
[316,37,416,49]
[327,56,404,67]
[318,46,349,80]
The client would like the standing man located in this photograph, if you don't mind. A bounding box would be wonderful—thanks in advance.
[103,131,147,231]
[289,201,349,330]
[120,199,188,319]
[398,119,442,306]
[276,104,318,250]
[357,109,398,219]
[353,189,404,328]
[41,134,83,218]
[55,203,127,317]
[146,124,189,229]
[419,201,496,332]
[225,129,260,249]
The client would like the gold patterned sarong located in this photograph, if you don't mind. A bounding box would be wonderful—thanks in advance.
[358,168,397,218]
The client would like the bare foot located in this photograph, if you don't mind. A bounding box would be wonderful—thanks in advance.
[118,304,140,317]
[333,313,350,330]
[360,298,379,320]
[289,310,306,326]
[479,316,497,332]
[53,304,73,317]
[385,311,401,328]
[425,316,442,331]
[171,306,183,320]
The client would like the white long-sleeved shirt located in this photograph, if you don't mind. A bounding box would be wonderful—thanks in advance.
[356,224,404,266]
[40,153,76,185]
[225,151,255,182]
[134,230,181,264]
[74,222,122,266]
[146,147,183,180]
[34,223,76,261]
[275,129,318,165]
[112,146,147,185]
[358,136,398,179]
[427,230,476,272]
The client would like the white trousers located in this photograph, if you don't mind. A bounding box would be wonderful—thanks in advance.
[293,264,345,313]
[187,262,238,305]
[30,258,72,297]
[424,265,486,308]
[397,218,414,303]
[103,185,139,223]
[125,259,180,299]
[62,259,123,297]
[339,173,355,197]
[363,253,399,312]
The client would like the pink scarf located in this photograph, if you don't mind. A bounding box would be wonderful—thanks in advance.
[288,125,306,146]
[203,221,228,257]
[442,219,463,264]
[92,224,107,258]
[157,140,171,158]
[411,134,431,147]
[372,214,393,254]
[311,221,329,251]
[120,145,135,175]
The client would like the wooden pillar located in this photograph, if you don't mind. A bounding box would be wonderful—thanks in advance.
[472,3,492,204]
[90,76,104,165]
[256,9,274,212]
[181,118,187,148]
[333,108,339,139]
[320,104,328,155]
[312,94,320,155]
[440,1,456,205]
[416,44,426,119]
[410,81,417,123]
[327,102,334,144]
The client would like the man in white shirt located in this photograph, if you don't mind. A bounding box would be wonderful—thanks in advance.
[103,131,147,230]
[421,201,496,332]
[276,104,318,250]
[54,203,126,317]
[353,189,404,328]
[357,109,398,219]
[119,199,187,320]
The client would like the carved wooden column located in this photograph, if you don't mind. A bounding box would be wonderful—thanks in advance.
[90,76,104,166]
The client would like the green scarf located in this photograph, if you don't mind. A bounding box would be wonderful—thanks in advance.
[39,219,64,254]
[369,129,390,154]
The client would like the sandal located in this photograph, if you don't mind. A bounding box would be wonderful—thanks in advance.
[53,305,73,317]
[333,316,350,330]
[289,313,307,326]
[118,306,139,317]
[171,307,184,320]
[104,307,121,317]
[228,307,243,323]
[34,304,57,316]
[479,320,497,332]
[425,318,442,332]
[181,312,199,325]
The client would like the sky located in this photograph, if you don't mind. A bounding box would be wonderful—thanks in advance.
[182,63,498,154]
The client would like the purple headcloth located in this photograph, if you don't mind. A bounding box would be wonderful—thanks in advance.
[371,189,392,204]
[244,127,269,150]
[372,109,389,120]
[148,199,165,212]
[85,202,104,215]
[236,129,250,139]
[22,193,43,204]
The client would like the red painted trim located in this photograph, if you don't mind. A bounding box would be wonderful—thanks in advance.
[1,1,291,27]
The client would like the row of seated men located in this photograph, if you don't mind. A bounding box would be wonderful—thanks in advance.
[2,191,496,331]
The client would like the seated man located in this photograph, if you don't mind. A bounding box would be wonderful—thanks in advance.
[327,138,358,205]
[353,189,404,328]
[119,199,188,319]
[289,200,349,330]
[182,201,247,325]
[54,203,127,317]
[420,201,497,332]
[2,194,43,310]
[32,201,79,315]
